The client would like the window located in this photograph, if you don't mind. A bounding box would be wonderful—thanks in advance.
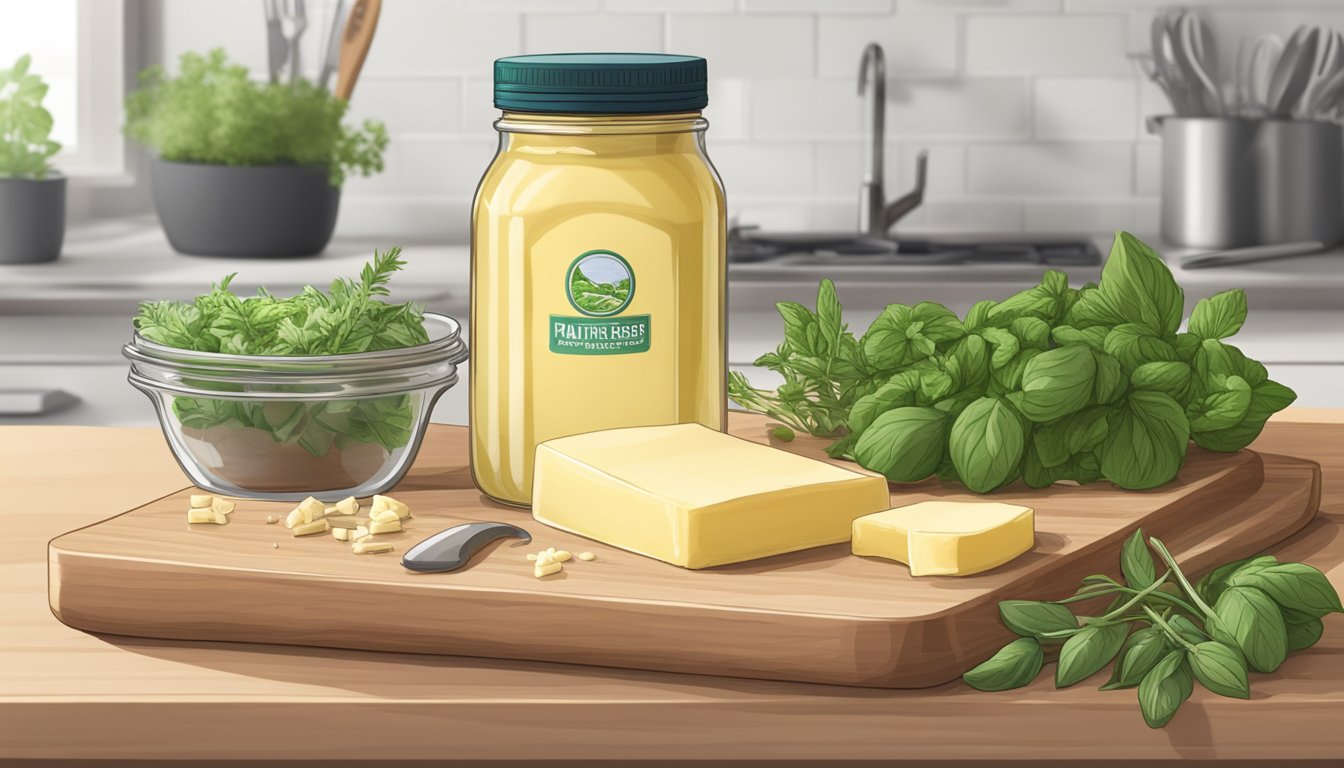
[0,0,126,179]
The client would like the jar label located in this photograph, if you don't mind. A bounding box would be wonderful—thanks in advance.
[550,250,649,355]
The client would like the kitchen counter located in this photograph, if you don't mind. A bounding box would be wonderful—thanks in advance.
[4,412,1344,763]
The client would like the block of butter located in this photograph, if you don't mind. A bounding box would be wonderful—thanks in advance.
[852,501,1034,576]
[532,424,890,569]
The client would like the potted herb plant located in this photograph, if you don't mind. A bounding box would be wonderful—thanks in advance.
[0,55,64,264]
[124,50,388,258]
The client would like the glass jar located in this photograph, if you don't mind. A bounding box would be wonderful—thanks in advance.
[471,53,726,506]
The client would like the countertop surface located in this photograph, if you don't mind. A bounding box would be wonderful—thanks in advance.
[4,218,1344,315]
[4,411,1344,763]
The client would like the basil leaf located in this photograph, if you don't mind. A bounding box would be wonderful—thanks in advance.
[1092,350,1127,405]
[1138,649,1189,729]
[1100,626,1167,691]
[1210,586,1289,673]
[949,396,1025,493]
[1104,323,1179,373]
[1196,555,1276,606]
[1120,528,1157,589]
[1017,345,1097,423]
[853,406,948,483]
[1228,562,1343,619]
[999,600,1079,638]
[1286,618,1325,651]
[1056,622,1128,688]
[1131,361,1192,401]
[1096,231,1185,338]
[963,637,1044,692]
[1189,289,1248,341]
[1100,390,1189,490]
[1189,641,1251,699]
[1051,324,1108,353]
[1167,614,1208,644]
[1186,375,1252,432]
[1190,379,1296,452]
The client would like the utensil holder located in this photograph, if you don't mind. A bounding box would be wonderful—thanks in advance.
[1153,117,1344,249]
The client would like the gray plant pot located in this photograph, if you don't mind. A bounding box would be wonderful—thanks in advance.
[150,158,340,258]
[0,174,65,264]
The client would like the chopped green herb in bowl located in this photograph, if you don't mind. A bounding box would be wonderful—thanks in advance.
[125,248,467,501]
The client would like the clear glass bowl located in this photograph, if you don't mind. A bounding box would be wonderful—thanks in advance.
[123,313,468,501]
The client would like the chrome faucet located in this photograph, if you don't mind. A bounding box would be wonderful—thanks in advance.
[857,43,927,237]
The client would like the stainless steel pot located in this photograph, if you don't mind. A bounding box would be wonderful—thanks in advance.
[1154,117,1344,249]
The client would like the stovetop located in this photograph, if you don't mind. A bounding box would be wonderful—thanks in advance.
[727,230,1102,268]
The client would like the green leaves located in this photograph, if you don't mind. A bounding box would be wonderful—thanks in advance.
[136,250,427,457]
[1228,562,1344,619]
[1101,626,1167,690]
[124,49,388,186]
[0,54,62,178]
[963,637,1044,692]
[1210,586,1289,673]
[999,600,1078,638]
[949,397,1025,493]
[1056,622,1129,688]
[736,231,1294,495]
[1121,529,1157,590]
[1138,650,1191,728]
[1189,290,1248,340]
[854,407,948,482]
[1188,641,1250,699]
[1100,391,1190,490]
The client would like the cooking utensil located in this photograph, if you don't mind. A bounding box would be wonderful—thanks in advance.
[334,0,382,101]
[1148,12,1194,115]
[1296,26,1342,117]
[1172,11,1223,116]
[263,0,288,85]
[402,522,533,574]
[1237,34,1282,114]
[1180,240,1327,269]
[1268,25,1321,118]
[278,0,308,85]
[316,0,346,91]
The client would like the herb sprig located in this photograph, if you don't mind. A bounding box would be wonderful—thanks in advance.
[963,529,1342,728]
[133,248,429,457]
[728,232,1296,492]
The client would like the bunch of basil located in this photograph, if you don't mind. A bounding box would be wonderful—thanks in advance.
[964,529,1342,728]
[727,232,1297,492]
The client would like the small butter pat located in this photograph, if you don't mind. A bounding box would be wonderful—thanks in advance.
[532,424,890,569]
[851,501,1035,577]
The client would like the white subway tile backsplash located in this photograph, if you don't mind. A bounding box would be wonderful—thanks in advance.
[921,200,1023,233]
[814,143,899,195]
[817,14,959,78]
[1137,78,1172,139]
[1034,78,1137,139]
[966,15,1131,75]
[751,79,863,139]
[667,14,816,77]
[967,143,1132,195]
[605,0,737,11]
[711,142,816,195]
[523,13,664,53]
[1135,142,1160,196]
[898,142,966,196]
[469,0,599,11]
[347,79,463,135]
[1023,200,1136,232]
[900,0,1061,11]
[708,79,751,140]
[744,0,894,13]
[363,6,520,76]
[396,139,497,197]
[891,79,1032,138]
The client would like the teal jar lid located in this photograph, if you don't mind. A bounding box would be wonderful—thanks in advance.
[493,53,708,114]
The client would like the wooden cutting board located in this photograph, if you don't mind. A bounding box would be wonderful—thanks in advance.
[48,413,1321,689]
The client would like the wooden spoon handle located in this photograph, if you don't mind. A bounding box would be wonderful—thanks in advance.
[334,0,382,102]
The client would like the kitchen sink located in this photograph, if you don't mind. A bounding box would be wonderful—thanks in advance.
[727,229,1102,268]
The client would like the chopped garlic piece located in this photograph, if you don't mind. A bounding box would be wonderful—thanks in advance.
[187,508,227,525]
[355,525,369,539]
[369,518,402,535]
[577,552,596,561]
[553,550,572,562]
[324,506,339,517]
[334,496,360,516]
[370,509,400,524]
[211,497,235,515]
[353,540,394,555]
[292,518,330,537]
[298,496,325,518]
[526,553,538,561]
[534,560,563,578]
[333,527,352,542]
[371,494,410,519]
[190,494,214,508]
[266,515,279,525]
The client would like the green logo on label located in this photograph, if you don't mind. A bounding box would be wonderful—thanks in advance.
[552,250,647,355]
[565,250,635,317]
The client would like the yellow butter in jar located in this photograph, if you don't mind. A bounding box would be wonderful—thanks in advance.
[471,54,727,506]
